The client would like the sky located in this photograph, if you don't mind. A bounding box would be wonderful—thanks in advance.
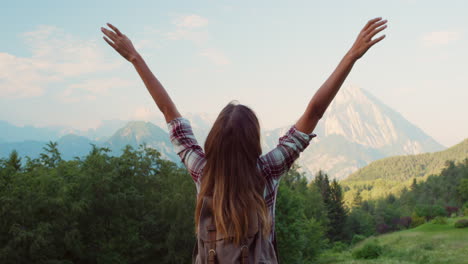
[1,0,467,147]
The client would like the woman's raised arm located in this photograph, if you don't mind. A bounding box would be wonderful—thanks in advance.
[101,23,181,123]
[295,17,387,134]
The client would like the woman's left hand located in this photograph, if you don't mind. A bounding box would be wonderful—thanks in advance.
[101,23,140,63]
[347,17,388,61]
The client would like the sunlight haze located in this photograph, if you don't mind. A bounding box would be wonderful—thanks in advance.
[1,0,467,147]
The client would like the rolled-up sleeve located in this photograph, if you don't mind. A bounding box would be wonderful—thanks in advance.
[260,125,316,182]
[167,117,206,186]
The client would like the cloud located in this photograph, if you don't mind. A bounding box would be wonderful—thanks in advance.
[166,14,230,66]
[129,106,168,128]
[0,52,56,97]
[134,27,163,51]
[199,49,231,65]
[0,25,122,98]
[173,14,208,29]
[22,25,120,76]
[166,29,209,45]
[58,77,133,102]
[132,106,159,121]
[422,31,462,47]
[166,14,210,45]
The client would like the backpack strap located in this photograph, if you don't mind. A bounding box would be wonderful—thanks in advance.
[207,224,217,264]
[240,244,249,264]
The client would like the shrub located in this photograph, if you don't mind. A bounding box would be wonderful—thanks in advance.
[376,223,391,234]
[463,202,468,216]
[411,213,425,228]
[433,205,447,218]
[454,219,468,228]
[352,241,383,259]
[415,204,447,220]
[394,216,412,229]
[345,208,375,237]
[445,206,459,216]
[351,234,366,246]
[432,216,447,224]
[331,241,348,252]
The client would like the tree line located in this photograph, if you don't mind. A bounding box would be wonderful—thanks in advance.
[345,159,468,239]
[1,142,466,263]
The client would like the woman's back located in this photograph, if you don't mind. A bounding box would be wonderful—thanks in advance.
[167,103,316,262]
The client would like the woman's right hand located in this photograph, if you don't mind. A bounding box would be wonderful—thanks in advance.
[101,23,140,63]
[347,17,387,61]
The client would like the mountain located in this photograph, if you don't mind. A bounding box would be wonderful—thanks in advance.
[56,134,97,160]
[0,135,98,162]
[0,120,66,143]
[317,87,443,154]
[0,119,132,143]
[0,140,50,161]
[103,121,178,162]
[261,86,445,179]
[182,86,444,180]
[0,121,178,164]
[81,119,129,142]
[0,86,446,180]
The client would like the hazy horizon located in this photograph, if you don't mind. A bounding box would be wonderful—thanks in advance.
[1,0,467,147]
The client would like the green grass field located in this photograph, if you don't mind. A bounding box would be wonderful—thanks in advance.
[318,217,468,264]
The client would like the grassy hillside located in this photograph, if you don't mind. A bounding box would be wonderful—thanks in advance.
[345,138,468,182]
[341,139,468,204]
[318,217,468,264]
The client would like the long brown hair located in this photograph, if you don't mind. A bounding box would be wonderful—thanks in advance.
[195,101,271,244]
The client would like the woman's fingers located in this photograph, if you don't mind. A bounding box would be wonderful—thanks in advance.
[107,23,122,36]
[101,24,138,62]
[368,34,386,48]
[365,19,387,36]
[103,36,117,49]
[362,17,382,31]
[349,17,387,60]
[368,24,387,40]
[101,27,118,41]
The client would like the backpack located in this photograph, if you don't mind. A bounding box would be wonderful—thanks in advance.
[193,196,279,264]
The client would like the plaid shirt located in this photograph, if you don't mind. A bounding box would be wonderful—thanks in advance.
[167,117,316,242]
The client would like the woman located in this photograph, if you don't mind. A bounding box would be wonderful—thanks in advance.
[101,17,387,263]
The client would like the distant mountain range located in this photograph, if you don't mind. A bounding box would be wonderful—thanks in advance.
[0,86,450,180]
[0,119,129,143]
[0,120,68,143]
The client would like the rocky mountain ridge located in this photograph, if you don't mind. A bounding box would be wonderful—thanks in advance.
[0,86,445,180]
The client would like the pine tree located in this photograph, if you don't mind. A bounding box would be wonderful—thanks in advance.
[328,179,347,241]
[314,172,347,241]
[7,150,22,171]
[39,141,62,168]
[313,170,331,205]
[410,178,418,191]
[352,190,363,208]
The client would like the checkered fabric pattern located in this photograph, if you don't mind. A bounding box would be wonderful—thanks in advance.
[167,116,316,242]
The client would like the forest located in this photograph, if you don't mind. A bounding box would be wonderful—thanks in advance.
[342,138,468,204]
[0,142,467,263]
